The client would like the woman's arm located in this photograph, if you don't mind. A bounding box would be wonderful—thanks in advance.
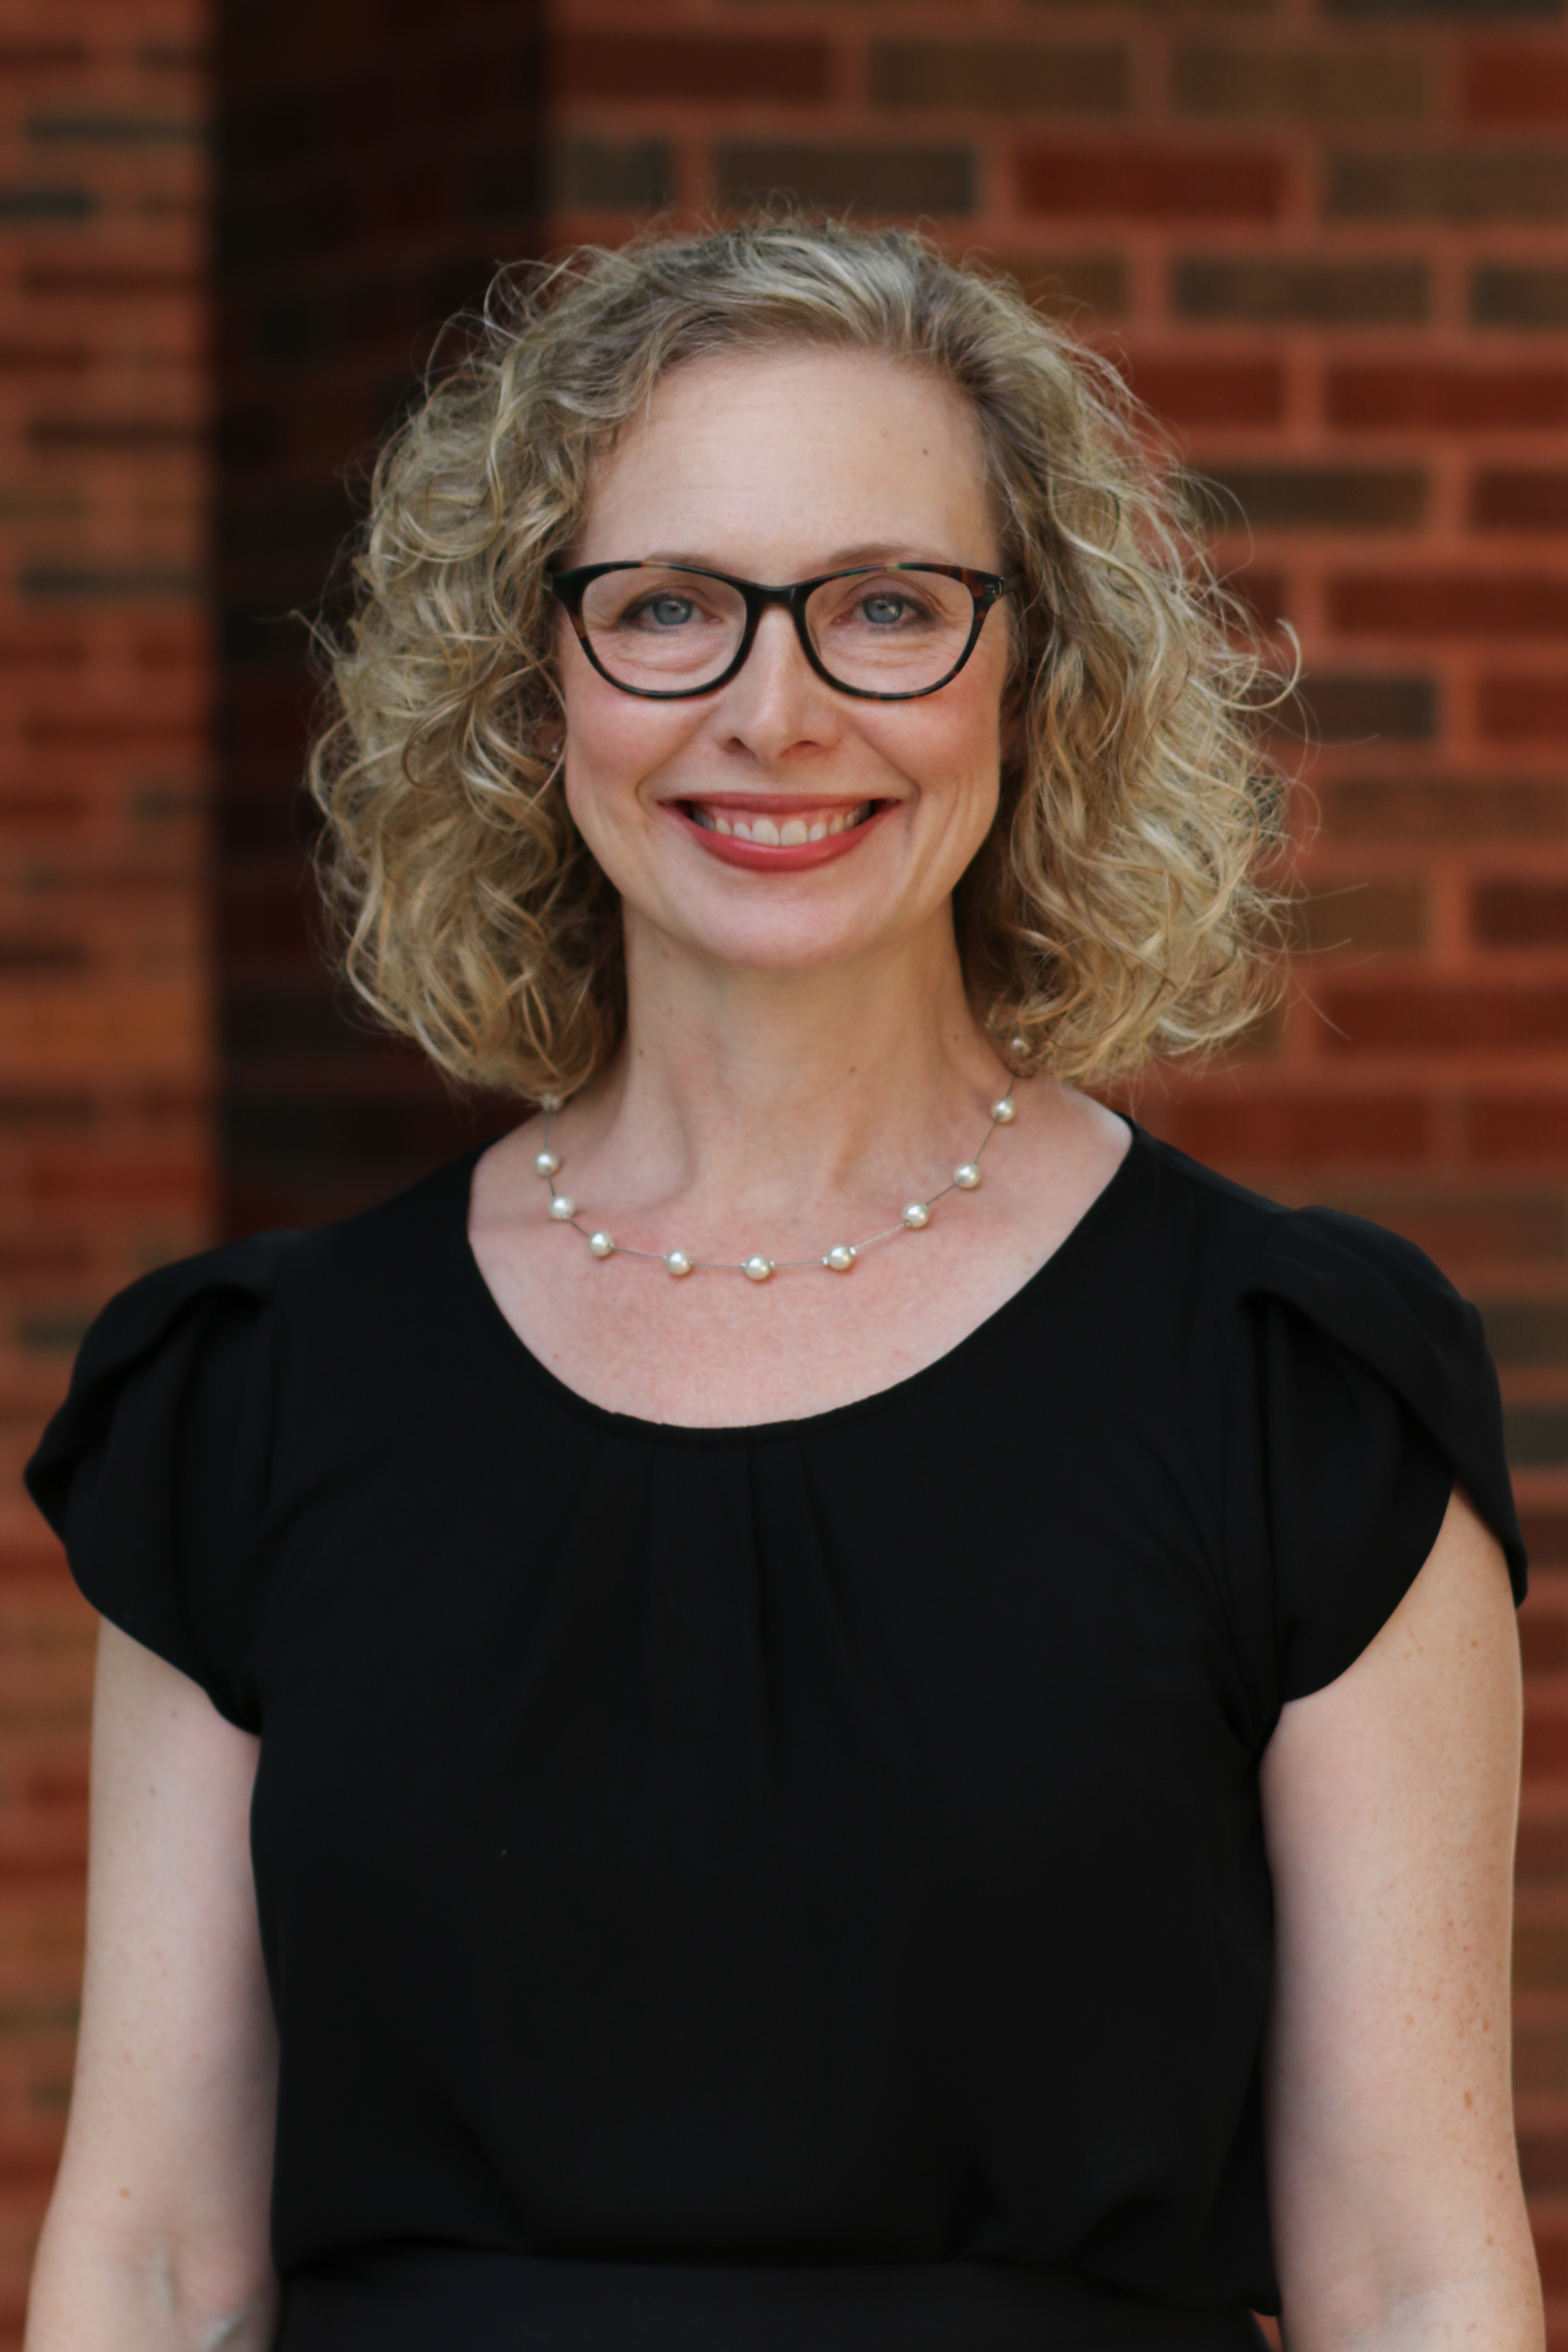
[24,1622,280,2351]
[1261,1486,1543,2351]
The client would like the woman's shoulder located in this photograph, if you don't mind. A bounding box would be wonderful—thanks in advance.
[27,1146,484,1526]
[1134,1125,1474,1331]
[1129,1131,1525,1701]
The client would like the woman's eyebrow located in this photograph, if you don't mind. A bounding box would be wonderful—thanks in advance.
[642,544,959,575]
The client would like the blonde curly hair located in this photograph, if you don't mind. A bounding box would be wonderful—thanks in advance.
[309,214,1284,1098]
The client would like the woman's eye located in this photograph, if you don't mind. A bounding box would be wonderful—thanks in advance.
[857,592,921,627]
[633,596,696,628]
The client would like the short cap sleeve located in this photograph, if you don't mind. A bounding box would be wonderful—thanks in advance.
[24,1236,294,1731]
[1243,1207,1525,1703]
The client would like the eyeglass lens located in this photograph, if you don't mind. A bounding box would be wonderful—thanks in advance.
[577,567,978,695]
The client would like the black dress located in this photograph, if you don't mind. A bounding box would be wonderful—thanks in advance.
[25,1126,1525,2352]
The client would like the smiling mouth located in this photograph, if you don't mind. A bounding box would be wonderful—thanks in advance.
[683,800,875,845]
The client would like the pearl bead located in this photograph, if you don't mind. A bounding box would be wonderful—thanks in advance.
[665,1249,693,1277]
[588,1231,615,1258]
[902,1202,930,1229]
[539,1092,562,1112]
[954,1164,981,1190]
[990,1097,1016,1125]
[1008,1036,1026,1058]
[743,1255,774,1282]
[534,1148,560,1176]
[824,1244,856,1272]
[548,1196,575,1221]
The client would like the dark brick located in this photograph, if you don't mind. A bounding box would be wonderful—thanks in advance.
[1476,268,1568,331]
[869,43,1127,114]
[1326,0,1563,16]
[1329,573,1568,637]
[19,566,202,602]
[1518,1920,1568,1995]
[1514,1834,1568,1891]
[554,36,828,107]
[1019,143,1281,219]
[1291,674,1437,742]
[1506,1404,1568,1466]
[1291,878,1427,953]
[24,263,198,298]
[1473,470,1568,532]
[1127,359,1283,427]
[1320,981,1568,1053]
[1172,46,1428,121]
[1465,43,1568,123]
[1480,1297,1568,1362]
[715,142,974,216]
[0,186,91,220]
[988,250,1127,318]
[0,342,86,378]
[1520,1505,1568,1558]
[1480,676,1568,742]
[542,136,674,214]
[1172,255,1428,323]
[1322,778,1568,845]
[1200,465,1426,532]
[1327,147,1568,221]
[26,111,203,144]
[1474,879,1568,945]
[1328,364,1568,429]
[1473,266,1568,328]
[29,417,204,451]
[0,43,86,69]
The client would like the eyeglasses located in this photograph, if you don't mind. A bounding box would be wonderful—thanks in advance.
[547,560,1021,703]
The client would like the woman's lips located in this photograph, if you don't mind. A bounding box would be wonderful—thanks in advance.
[667,797,894,873]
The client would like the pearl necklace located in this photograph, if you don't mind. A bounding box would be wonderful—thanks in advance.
[534,1076,1021,1282]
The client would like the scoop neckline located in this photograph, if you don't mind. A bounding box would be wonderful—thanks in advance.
[451,1117,1149,1445]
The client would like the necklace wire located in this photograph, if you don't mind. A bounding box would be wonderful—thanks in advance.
[535,1065,1025,1281]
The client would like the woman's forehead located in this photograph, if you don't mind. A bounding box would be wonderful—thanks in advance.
[577,348,995,570]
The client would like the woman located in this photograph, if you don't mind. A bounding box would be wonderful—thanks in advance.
[23,220,1541,2350]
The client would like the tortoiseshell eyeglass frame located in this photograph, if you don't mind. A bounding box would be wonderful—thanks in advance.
[546,560,1023,703]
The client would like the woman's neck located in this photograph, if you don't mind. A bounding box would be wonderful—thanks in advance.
[558,908,1016,1234]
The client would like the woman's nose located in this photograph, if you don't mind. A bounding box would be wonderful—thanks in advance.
[719,606,837,761]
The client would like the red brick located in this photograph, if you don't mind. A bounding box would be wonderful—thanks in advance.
[551,36,829,107]
[1321,983,1568,1054]
[1328,573,1568,637]
[1327,365,1568,430]
[1520,1508,1568,1563]
[1319,778,1568,845]
[1471,1099,1568,1162]
[1125,357,1283,428]
[1016,143,1282,221]
[1162,1093,1431,1166]
[1473,471,1568,533]
[1480,676,1568,744]
[1474,880,1568,947]
[1465,45,1568,129]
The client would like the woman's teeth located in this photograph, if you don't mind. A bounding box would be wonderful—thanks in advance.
[691,803,871,843]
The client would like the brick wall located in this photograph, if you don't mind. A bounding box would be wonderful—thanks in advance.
[0,0,214,2336]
